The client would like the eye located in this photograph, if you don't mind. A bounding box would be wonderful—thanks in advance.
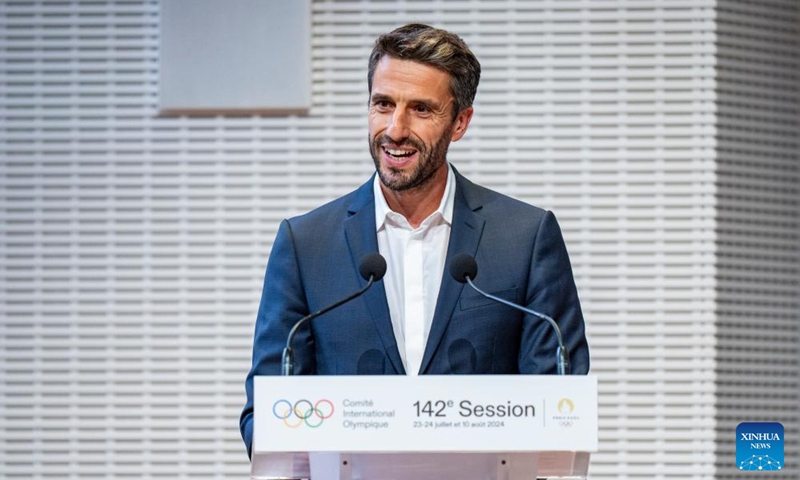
[373,99,392,111]
[413,104,430,114]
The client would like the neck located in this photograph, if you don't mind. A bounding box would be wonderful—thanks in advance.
[380,164,448,229]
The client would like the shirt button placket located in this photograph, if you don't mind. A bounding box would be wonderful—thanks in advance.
[404,230,425,376]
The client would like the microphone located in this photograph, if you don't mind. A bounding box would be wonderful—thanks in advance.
[281,253,387,376]
[449,253,571,375]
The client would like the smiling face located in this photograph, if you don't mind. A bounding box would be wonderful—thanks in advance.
[368,56,472,192]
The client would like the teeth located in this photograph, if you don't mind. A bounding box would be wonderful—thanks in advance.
[386,148,415,157]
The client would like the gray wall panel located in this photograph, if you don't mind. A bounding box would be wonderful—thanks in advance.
[713,0,800,477]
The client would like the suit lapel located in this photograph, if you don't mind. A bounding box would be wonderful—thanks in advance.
[343,177,406,375]
[419,172,486,374]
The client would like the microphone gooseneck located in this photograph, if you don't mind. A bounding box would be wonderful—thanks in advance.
[449,253,571,375]
[282,253,387,376]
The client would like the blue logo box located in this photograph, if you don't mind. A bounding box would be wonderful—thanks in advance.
[736,422,784,472]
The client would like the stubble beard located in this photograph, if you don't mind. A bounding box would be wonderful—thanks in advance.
[369,128,453,193]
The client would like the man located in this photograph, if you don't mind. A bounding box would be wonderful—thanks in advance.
[240,24,589,456]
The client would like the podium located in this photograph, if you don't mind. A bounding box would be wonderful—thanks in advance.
[251,375,597,480]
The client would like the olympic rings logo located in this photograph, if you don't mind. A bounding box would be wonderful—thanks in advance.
[272,399,335,428]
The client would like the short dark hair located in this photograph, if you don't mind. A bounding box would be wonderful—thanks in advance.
[368,23,481,117]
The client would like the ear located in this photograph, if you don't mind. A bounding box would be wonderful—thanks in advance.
[450,107,474,142]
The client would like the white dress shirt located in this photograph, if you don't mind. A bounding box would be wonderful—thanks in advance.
[373,164,455,375]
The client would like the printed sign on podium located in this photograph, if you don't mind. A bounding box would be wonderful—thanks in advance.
[252,375,598,480]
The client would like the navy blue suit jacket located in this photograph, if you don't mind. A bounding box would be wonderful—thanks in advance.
[240,169,589,455]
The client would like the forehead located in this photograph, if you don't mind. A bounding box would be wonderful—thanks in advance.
[371,56,452,102]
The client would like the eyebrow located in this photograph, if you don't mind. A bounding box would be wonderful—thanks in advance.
[370,92,443,110]
[370,93,393,104]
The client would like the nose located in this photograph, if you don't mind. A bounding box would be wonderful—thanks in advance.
[386,109,410,142]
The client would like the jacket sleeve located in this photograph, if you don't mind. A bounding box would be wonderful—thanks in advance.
[239,219,316,458]
[518,210,590,374]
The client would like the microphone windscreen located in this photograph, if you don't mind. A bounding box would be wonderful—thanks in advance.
[449,253,478,283]
[359,253,387,281]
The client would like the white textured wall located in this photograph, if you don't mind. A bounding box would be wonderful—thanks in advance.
[4,1,791,479]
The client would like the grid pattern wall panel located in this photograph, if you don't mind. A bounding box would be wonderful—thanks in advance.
[0,1,719,478]
[418,2,719,478]
[712,0,800,478]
